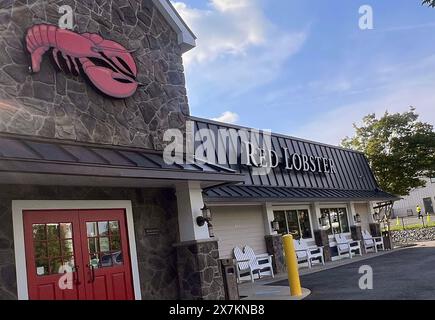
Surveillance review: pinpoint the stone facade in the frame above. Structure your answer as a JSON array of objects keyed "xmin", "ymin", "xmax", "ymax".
[
  {"xmin": 314, "ymin": 229, "xmax": 331, "ymax": 262},
  {"xmin": 0, "ymin": 0, "xmax": 189, "ymax": 150},
  {"xmin": 175, "ymin": 239, "xmax": 225, "ymax": 300},
  {"xmin": 350, "ymin": 225, "xmax": 365, "ymax": 254},
  {"xmin": 369, "ymin": 223, "xmax": 382, "ymax": 237},
  {"xmin": 0, "ymin": 185, "xmax": 180, "ymax": 300},
  {"xmin": 264, "ymin": 235, "xmax": 286, "ymax": 274},
  {"xmin": 0, "ymin": 196, "xmax": 15, "ymax": 300},
  {"xmin": 391, "ymin": 227, "xmax": 435, "ymax": 244}
]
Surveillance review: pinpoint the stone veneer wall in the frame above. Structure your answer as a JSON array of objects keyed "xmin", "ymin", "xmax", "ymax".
[
  {"xmin": 264, "ymin": 235, "xmax": 286, "ymax": 274},
  {"xmin": 0, "ymin": 185, "xmax": 180, "ymax": 300},
  {"xmin": 175, "ymin": 240, "xmax": 225, "ymax": 300},
  {"xmin": 391, "ymin": 227, "xmax": 435, "ymax": 244},
  {"xmin": 0, "ymin": 0, "xmax": 188, "ymax": 150},
  {"xmin": 350, "ymin": 225, "xmax": 365, "ymax": 254}
]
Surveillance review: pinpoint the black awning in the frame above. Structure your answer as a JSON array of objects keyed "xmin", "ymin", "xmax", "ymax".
[
  {"xmin": 204, "ymin": 185, "xmax": 399, "ymax": 202},
  {"xmin": 0, "ymin": 134, "xmax": 245, "ymax": 187}
]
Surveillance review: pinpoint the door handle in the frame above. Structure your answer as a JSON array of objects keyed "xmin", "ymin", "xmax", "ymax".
[
  {"xmin": 74, "ymin": 265, "xmax": 81, "ymax": 285},
  {"xmin": 87, "ymin": 264, "xmax": 95, "ymax": 283}
]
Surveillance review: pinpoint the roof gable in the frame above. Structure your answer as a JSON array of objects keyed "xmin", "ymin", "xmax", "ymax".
[{"xmin": 153, "ymin": 0, "xmax": 196, "ymax": 52}]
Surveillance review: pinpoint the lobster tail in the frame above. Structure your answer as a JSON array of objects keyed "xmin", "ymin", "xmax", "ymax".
[{"xmin": 25, "ymin": 24, "xmax": 58, "ymax": 72}]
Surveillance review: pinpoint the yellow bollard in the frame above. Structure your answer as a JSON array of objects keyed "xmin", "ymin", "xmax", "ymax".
[
  {"xmin": 427, "ymin": 214, "xmax": 431, "ymax": 224},
  {"xmin": 396, "ymin": 217, "xmax": 399, "ymax": 226},
  {"xmin": 282, "ymin": 234, "xmax": 302, "ymax": 296}
]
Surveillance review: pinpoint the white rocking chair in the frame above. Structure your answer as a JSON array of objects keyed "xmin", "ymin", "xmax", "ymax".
[
  {"xmin": 362, "ymin": 230, "xmax": 384, "ymax": 252},
  {"xmin": 294, "ymin": 238, "xmax": 325, "ymax": 268},
  {"xmin": 233, "ymin": 246, "xmax": 274, "ymax": 283},
  {"xmin": 334, "ymin": 234, "xmax": 362, "ymax": 259}
]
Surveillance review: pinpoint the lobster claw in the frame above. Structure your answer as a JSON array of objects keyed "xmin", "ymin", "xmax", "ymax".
[{"xmin": 82, "ymin": 62, "xmax": 138, "ymax": 98}]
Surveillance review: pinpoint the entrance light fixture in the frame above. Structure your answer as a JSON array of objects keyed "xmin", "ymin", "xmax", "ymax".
[
  {"xmin": 319, "ymin": 214, "xmax": 330, "ymax": 229},
  {"xmin": 354, "ymin": 213, "xmax": 361, "ymax": 224},
  {"xmin": 197, "ymin": 205, "xmax": 214, "ymax": 237},
  {"xmin": 373, "ymin": 211, "xmax": 380, "ymax": 221},
  {"xmin": 271, "ymin": 220, "xmax": 280, "ymax": 232}
]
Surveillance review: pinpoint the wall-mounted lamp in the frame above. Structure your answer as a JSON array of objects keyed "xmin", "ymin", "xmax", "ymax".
[
  {"xmin": 373, "ymin": 211, "xmax": 380, "ymax": 221},
  {"xmin": 354, "ymin": 213, "xmax": 361, "ymax": 224},
  {"xmin": 197, "ymin": 205, "xmax": 214, "ymax": 237},
  {"xmin": 271, "ymin": 220, "xmax": 280, "ymax": 232},
  {"xmin": 197, "ymin": 205, "xmax": 211, "ymax": 226},
  {"xmin": 331, "ymin": 221, "xmax": 340, "ymax": 229},
  {"xmin": 319, "ymin": 213, "xmax": 330, "ymax": 229}
]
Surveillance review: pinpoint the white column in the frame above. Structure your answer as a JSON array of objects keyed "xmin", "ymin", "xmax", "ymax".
[
  {"xmin": 348, "ymin": 202, "xmax": 357, "ymax": 226},
  {"xmin": 262, "ymin": 202, "xmax": 276, "ymax": 235},
  {"xmin": 368, "ymin": 201, "xmax": 376, "ymax": 223},
  {"xmin": 175, "ymin": 181, "xmax": 210, "ymax": 242},
  {"xmin": 357, "ymin": 202, "xmax": 371, "ymax": 231},
  {"xmin": 310, "ymin": 202, "xmax": 321, "ymax": 230}
]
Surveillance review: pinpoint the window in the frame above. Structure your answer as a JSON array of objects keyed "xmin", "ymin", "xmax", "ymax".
[
  {"xmin": 86, "ymin": 220, "xmax": 123, "ymax": 269},
  {"xmin": 423, "ymin": 198, "xmax": 434, "ymax": 214},
  {"xmin": 32, "ymin": 223, "xmax": 75, "ymax": 276},
  {"xmin": 273, "ymin": 209, "xmax": 312, "ymax": 239},
  {"xmin": 320, "ymin": 208, "xmax": 350, "ymax": 235}
]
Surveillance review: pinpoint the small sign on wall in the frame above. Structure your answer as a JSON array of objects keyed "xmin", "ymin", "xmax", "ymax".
[{"xmin": 144, "ymin": 228, "xmax": 160, "ymax": 236}]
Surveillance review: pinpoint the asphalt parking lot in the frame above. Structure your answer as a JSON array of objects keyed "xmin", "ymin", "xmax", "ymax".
[{"xmin": 272, "ymin": 243, "xmax": 435, "ymax": 300}]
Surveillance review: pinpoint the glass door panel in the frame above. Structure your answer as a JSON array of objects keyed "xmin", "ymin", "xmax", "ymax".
[
  {"xmin": 286, "ymin": 210, "xmax": 301, "ymax": 239},
  {"xmin": 298, "ymin": 210, "xmax": 312, "ymax": 238}
]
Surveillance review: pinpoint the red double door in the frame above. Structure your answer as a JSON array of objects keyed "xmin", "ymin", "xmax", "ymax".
[{"xmin": 23, "ymin": 209, "xmax": 134, "ymax": 300}]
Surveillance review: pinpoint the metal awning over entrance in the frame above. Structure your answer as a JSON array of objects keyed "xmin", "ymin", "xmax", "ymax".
[
  {"xmin": 204, "ymin": 185, "xmax": 399, "ymax": 203},
  {"xmin": 0, "ymin": 134, "xmax": 245, "ymax": 188}
]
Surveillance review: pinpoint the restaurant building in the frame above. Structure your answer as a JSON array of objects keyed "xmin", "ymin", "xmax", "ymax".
[
  {"xmin": 191, "ymin": 117, "xmax": 398, "ymax": 273},
  {"xmin": 0, "ymin": 0, "xmax": 397, "ymax": 300}
]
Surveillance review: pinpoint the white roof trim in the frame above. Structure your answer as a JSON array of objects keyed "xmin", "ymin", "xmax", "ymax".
[{"xmin": 152, "ymin": 0, "xmax": 197, "ymax": 53}]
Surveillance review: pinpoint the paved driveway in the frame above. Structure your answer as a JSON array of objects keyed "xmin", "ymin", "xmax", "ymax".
[{"xmin": 272, "ymin": 244, "xmax": 435, "ymax": 300}]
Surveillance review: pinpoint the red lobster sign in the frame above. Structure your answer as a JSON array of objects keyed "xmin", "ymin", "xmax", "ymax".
[{"xmin": 26, "ymin": 24, "xmax": 138, "ymax": 98}]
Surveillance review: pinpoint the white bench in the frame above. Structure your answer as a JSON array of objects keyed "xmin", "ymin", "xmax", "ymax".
[
  {"xmin": 334, "ymin": 234, "xmax": 362, "ymax": 258},
  {"xmin": 294, "ymin": 238, "xmax": 325, "ymax": 268},
  {"xmin": 362, "ymin": 230, "xmax": 384, "ymax": 252},
  {"xmin": 233, "ymin": 246, "xmax": 274, "ymax": 283}
]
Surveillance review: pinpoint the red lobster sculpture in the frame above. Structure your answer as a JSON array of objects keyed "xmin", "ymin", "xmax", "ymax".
[{"xmin": 26, "ymin": 24, "xmax": 138, "ymax": 98}]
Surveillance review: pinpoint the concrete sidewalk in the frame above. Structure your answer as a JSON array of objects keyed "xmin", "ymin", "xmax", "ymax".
[
  {"xmin": 239, "ymin": 246, "xmax": 411, "ymax": 300},
  {"xmin": 238, "ymin": 273, "xmax": 311, "ymax": 300}
]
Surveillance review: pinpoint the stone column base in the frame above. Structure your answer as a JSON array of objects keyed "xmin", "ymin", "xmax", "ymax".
[
  {"xmin": 369, "ymin": 223, "xmax": 382, "ymax": 237},
  {"xmin": 265, "ymin": 235, "xmax": 285, "ymax": 274},
  {"xmin": 351, "ymin": 225, "xmax": 366, "ymax": 254},
  {"xmin": 314, "ymin": 229, "xmax": 331, "ymax": 262},
  {"xmin": 174, "ymin": 239, "xmax": 225, "ymax": 300}
]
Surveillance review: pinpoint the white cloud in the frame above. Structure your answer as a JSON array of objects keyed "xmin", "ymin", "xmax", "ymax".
[
  {"xmin": 172, "ymin": 0, "xmax": 307, "ymax": 102},
  {"xmin": 380, "ymin": 22, "xmax": 435, "ymax": 33},
  {"xmin": 291, "ymin": 82, "xmax": 435, "ymax": 146},
  {"xmin": 212, "ymin": 111, "xmax": 239, "ymax": 124},
  {"xmin": 269, "ymin": 53, "xmax": 435, "ymax": 146},
  {"xmin": 173, "ymin": 0, "xmax": 269, "ymax": 66},
  {"xmin": 210, "ymin": 0, "xmax": 252, "ymax": 12}
]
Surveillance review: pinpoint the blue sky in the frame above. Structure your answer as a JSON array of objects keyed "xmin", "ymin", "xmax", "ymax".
[{"xmin": 173, "ymin": 0, "xmax": 435, "ymax": 145}]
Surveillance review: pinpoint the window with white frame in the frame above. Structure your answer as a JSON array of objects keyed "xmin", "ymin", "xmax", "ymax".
[
  {"xmin": 320, "ymin": 207, "xmax": 350, "ymax": 235},
  {"xmin": 273, "ymin": 209, "xmax": 312, "ymax": 239}
]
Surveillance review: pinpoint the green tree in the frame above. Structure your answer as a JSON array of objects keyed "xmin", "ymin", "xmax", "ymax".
[
  {"xmin": 422, "ymin": 0, "xmax": 435, "ymax": 7},
  {"xmin": 342, "ymin": 108, "xmax": 435, "ymax": 196}
]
